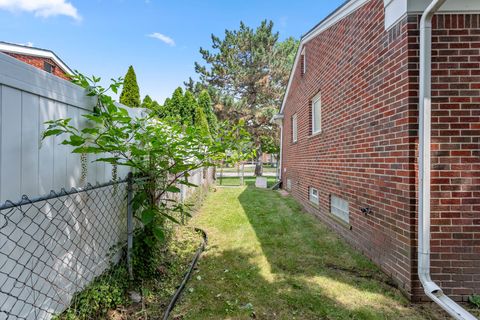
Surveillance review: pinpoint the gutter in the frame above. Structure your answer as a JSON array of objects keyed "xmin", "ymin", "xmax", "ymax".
[
  {"xmin": 271, "ymin": 114, "xmax": 284, "ymax": 180},
  {"xmin": 418, "ymin": 1, "xmax": 477, "ymax": 319}
]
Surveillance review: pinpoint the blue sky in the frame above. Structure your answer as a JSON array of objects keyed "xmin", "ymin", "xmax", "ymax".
[{"xmin": 0, "ymin": 0, "xmax": 343, "ymax": 103}]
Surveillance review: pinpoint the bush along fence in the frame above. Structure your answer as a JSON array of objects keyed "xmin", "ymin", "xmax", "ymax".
[{"xmin": 0, "ymin": 167, "xmax": 214, "ymax": 320}]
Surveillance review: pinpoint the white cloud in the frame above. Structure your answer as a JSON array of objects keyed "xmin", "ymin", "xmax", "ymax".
[
  {"xmin": 0, "ymin": 0, "xmax": 81, "ymax": 21},
  {"xmin": 148, "ymin": 32, "xmax": 175, "ymax": 46},
  {"xmin": 17, "ymin": 41, "xmax": 34, "ymax": 47}
]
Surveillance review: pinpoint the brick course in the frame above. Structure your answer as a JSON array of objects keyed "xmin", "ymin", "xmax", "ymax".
[
  {"xmin": 4, "ymin": 53, "xmax": 70, "ymax": 80},
  {"xmin": 281, "ymin": 0, "xmax": 479, "ymax": 301}
]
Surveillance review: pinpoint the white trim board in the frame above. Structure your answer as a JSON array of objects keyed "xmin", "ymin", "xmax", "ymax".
[{"xmin": 0, "ymin": 42, "xmax": 73, "ymax": 75}]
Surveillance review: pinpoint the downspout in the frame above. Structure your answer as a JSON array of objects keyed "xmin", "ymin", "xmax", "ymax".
[
  {"xmin": 418, "ymin": 1, "xmax": 477, "ymax": 319},
  {"xmin": 271, "ymin": 114, "xmax": 284, "ymax": 180}
]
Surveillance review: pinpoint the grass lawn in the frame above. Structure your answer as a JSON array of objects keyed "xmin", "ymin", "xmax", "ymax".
[
  {"xmin": 219, "ymin": 165, "xmax": 277, "ymax": 174},
  {"xmin": 217, "ymin": 176, "xmax": 277, "ymax": 187},
  {"xmin": 173, "ymin": 185, "xmax": 449, "ymax": 320}
]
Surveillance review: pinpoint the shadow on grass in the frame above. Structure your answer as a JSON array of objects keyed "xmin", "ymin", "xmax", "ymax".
[{"xmin": 175, "ymin": 185, "xmax": 444, "ymax": 320}]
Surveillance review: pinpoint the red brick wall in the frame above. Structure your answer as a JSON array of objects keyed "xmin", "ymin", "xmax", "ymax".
[
  {"xmin": 408, "ymin": 14, "xmax": 480, "ymax": 302},
  {"xmin": 4, "ymin": 53, "xmax": 70, "ymax": 80},
  {"xmin": 281, "ymin": 0, "xmax": 479, "ymax": 301}
]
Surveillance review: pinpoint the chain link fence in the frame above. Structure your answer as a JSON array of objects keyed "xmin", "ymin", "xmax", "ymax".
[
  {"xmin": 0, "ymin": 180, "xmax": 128, "ymax": 320},
  {"xmin": 0, "ymin": 167, "xmax": 214, "ymax": 320}
]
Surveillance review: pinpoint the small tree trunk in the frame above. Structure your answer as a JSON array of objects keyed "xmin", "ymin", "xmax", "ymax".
[{"xmin": 254, "ymin": 147, "xmax": 263, "ymax": 176}]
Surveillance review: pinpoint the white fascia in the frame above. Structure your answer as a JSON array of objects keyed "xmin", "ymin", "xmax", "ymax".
[{"xmin": 0, "ymin": 42, "xmax": 73, "ymax": 75}]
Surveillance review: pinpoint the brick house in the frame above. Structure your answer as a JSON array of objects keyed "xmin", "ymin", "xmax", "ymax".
[
  {"xmin": 0, "ymin": 41, "xmax": 72, "ymax": 80},
  {"xmin": 274, "ymin": 0, "xmax": 480, "ymax": 309}
]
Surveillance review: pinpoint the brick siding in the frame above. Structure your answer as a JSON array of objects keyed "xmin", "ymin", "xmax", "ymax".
[
  {"xmin": 281, "ymin": 0, "xmax": 479, "ymax": 301},
  {"xmin": 4, "ymin": 53, "xmax": 70, "ymax": 80}
]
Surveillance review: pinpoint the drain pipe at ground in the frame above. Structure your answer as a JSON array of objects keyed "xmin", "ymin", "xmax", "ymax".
[{"xmin": 418, "ymin": 1, "xmax": 477, "ymax": 319}]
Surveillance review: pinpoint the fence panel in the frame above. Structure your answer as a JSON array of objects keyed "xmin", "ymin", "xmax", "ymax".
[
  {"xmin": 0, "ymin": 181, "xmax": 128, "ymax": 320},
  {"xmin": 0, "ymin": 53, "xmax": 143, "ymax": 203}
]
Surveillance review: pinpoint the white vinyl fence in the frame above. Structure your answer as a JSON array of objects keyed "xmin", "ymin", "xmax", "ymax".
[
  {"xmin": 0, "ymin": 52, "xmax": 136, "ymax": 203},
  {"xmin": 0, "ymin": 53, "xmax": 213, "ymax": 319}
]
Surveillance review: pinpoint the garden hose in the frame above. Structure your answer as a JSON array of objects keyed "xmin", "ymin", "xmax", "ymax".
[{"xmin": 162, "ymin": 227, "xmax": 208, "ymax": 320}]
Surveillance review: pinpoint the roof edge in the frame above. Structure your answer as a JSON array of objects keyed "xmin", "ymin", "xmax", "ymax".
[
  {"xmin": 279, "ymin": 0, "xmax": 369, "ymax": 115},
  {"xmin": 0, "ymin": 41, "xmax": 73, "ymax": 75}
]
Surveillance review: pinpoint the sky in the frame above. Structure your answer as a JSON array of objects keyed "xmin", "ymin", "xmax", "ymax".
[{"xmin": 0, "ymin": 0, "xmax": 344, "ymax": 103}]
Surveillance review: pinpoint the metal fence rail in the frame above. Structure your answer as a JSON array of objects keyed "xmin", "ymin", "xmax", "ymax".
[{"xmin": 0, "ymin": 180, "xmax": 128, "ymax": 320}]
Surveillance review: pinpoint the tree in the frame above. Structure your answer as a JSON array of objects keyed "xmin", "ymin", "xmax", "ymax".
[
  {"xmin": 194, "ymin": 20, "xmax": 298, "ymax": 175},
  {"xmin": 197, "ymin": 90, "xmax": 217, "ymax": 132},
  {"xmin": 141, "ymin": 95, "xmax": 153, "ymax": 109},
  {"xmin": 43, "ymin": 72, "xmax": 252, "ymax": 278},
  {"xmin": 194, "ymin": 107, "xmax": 211, "ymax": 138},
  {"xmin": 120, "ymin": 66, "xmax": 141, "ymax": 108}
]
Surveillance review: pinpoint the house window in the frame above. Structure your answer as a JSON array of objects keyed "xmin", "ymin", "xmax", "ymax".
[
  {"xmin": 311, "ymin": 93, "xmax": 321, "ymax": 134},
  {"xmin": 292, "ymin": 114, "xmax": 298, "ymax": 143},
  {"xmin": 43, "ymin": 61, "xmax": 55, "ymax": 73},
  {"xmin": 309, "ymin": 187, "xmax": 319, "ymax": 205},
  {"xmin": 331, "ymin": 195, "xmax": 349, "ymax": 223},
  {"xmin": 300, "ymin": 47, "xmax": 306, "ymax": 76}
]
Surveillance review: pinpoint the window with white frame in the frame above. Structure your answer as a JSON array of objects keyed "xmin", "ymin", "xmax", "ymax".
[
  {"xmin": 311, "ymin": 93, "xmax": 321, "ymax": 134},
  {"xmin": 292, "ymin": 114, "xmax": 298, "ymax": 143},
  {"xmin": 309, "ymin": 187, "xmax": 319, "ymax": 205},
  {"xmin": 330, "ymin": 195, "xmax": 349, "ymax": 224}
]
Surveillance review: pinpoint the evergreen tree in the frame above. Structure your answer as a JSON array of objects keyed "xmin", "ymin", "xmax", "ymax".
[
  {"xmin": 194, "ymin": 21, "xmax": 298, "ymax": 175},
  {"xmin": 120, "ymin": 66, "xmax": 141, "ymax": 108},
  {"xmin": 182, "ymin": 90, "xmax": 198, "ymax": 125},
  {"xmin": 141, "ymin": 95, "xmax": 153, "ymax": 109},
  {"xmin": 197, "ymin": 90, "xmax": 217, "ymax": 132},
  {"xmin": 194, "ymin": 107, "xmax": 211, "ymax": 138}
]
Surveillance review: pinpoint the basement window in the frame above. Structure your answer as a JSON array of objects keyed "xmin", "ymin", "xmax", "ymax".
[
  {"xmin": 292, "ymin": 114, "xmax": 298, "ymax": 143},
  {"xmin": 330, "ymin": 195, "xmax": 349, "ymax": 224},
  {"xmin": 309, "ymin": 187, "xmax": 319, "ymax": 205}
]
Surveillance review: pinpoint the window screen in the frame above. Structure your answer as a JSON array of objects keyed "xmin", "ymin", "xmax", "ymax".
[
  {"xmin": 292, "ymin": 114, "xmax": 298, "ymax": 143},
  {"xmin": 312, "ymin": 94, "xmax": 321, "ymax": 134},
  {"xmin": 331, "ymin": 195, "xmax": 349, "ymax": 223}
]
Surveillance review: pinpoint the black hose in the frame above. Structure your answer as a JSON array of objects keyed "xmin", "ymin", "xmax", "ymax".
[{"xmin": 162, "ymin": 227, "xmax": 208, "ymax": 320}]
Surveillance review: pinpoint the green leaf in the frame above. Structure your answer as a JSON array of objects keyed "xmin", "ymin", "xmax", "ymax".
[
  {"xmin": 141, "ymin": 209, "xmax": 156, "ymax": 225},
  {"xmin": 163, "ymin": 213, "xmax": 180, "ymax": 225},
  {"xmin": 166, "ymin": 186, "xmax": 181, "ymax": 193},
  {"xmin": 42, "ymin": 129, "xmax": 64, "ymax": 138},
  {"xmin": 152, "ymin": 226, "xmax": 165, "ymax": 241}
]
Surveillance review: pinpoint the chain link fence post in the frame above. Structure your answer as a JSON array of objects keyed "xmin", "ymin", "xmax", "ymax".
[{"xmin": 126, "ymin": 172, "xmax": 134, "ymax": 281}]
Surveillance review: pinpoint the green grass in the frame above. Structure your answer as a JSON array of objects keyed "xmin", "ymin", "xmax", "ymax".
[
  {"xmin": 217, "ymin": 176, "xmax": 277, "ymax": 187},
  {"xmin": 219, "ymin": 165, "xmax": 277, "ymax": 174},
  {"xmin": 174, "ymin": 185, "xmax": 445, "ymax": 320}
]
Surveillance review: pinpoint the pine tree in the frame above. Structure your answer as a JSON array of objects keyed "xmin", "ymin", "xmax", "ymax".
[
  {"xmin": 194, "ymin": 107, "xmax": 211, "ymax": 138},
  {"xmin": 120, "ymin": 66, "xmax": 141, "ymax": 108},
  {"xmin": 141, "ymin": 95, "xmax": 153, "ymax": 109},
  {"xmin": 182, "ymin": 90, "xmax": 198, "ymax": 126},
  {"xmin": 197, "ymin": 90, "xmax": 217, "ymax": 132}
]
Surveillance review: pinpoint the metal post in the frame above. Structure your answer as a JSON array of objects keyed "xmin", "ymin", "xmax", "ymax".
[{"xmin": 126, "ymin": 172, "xmax": 134, "ymax": 281}]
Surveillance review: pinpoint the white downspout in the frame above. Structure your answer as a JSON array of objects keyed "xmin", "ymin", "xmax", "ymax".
[
  {"xmin": 271, "ymin": 114, "xmax": 284, "ymax": 180},
  {"xmin": 418, "ymin": 1, "xmax": 477, "ymax": 319}
]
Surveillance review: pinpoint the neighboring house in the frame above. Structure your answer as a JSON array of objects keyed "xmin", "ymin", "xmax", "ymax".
[
  {"xmin": 275, "ymin": 0, "xmax": 480, "ymax": 306},
  {"xmin": 0, "ymin": 41, "xmax": 72, "ymax": 80}
]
